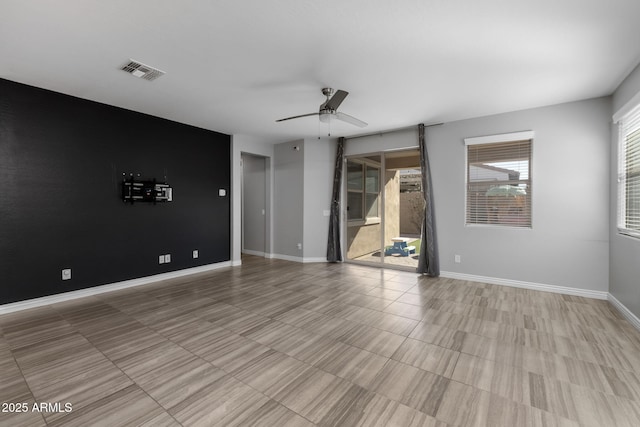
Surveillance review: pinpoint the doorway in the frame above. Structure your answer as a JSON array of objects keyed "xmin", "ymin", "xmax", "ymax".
[
  {"xmin": 345, "ymin": 149, "xmax": 423, "ymax": 270},
  {"xmin": 241, "ymin": 153, "xmax": 268, "ymax": 257}
]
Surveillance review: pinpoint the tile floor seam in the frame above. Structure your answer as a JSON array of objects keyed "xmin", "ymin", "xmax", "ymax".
[
  {"xmin": 4, "ymin": 256, "xmax": 640, "ymax": 426},
  {"xmin": 407, "ymin": 310, "xmax": 640, "ymax": 373},
  {"xmin": 112, "ymin": 299, "xmax": 319, "ymax": 426},
  {"xmin": 50, "ymin": 311, "xmax": 186, "ymax": 426},
  {"xmin": 189, "ymin": 308, "xmax": 450, "ymax": 423},
  {"xmin": 450, "ymin": 335, "xmax": 640, "ymax": 406},
  {"xmin": 2, "ymin": 335, "xmax": 48, "ymax": 426}
]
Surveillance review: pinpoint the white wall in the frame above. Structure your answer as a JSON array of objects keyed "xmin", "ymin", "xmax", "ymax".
[
  {"xmin": 345, "ymin": 127, "xmax": 418, "ymax": 156},
  {"xmin": 231, "ymin": 135, "xmax": 274, "ymax": 264},
  {"xmin": 233, "ymin": 135, "xmax": 336, "ymax": 263},
  {"xmin": 611, "ymin": 62, "xmax": 640, "ymax": 319},
  {"xmin": 303, "ymin": 137, "xmax": 337, "ymax": 261},
  {"xmin": 273, "ymin": 139, "xmax": 305, "ymax": 259},
  {"xmin": 237, "ymin": 98, "xmax": 612, "ymax": 296},
  {"xmin": 346, "ymin": 99, "xmax": 611, "ymax": 294},
  {"xmin": 431, "ymin": 98, "xmax": 610, "ymax": 293}
]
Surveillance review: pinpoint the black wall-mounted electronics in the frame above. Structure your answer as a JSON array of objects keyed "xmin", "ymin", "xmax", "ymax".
[{"xmin": 122, "ymin": 174, "xmax": 173, "ymax": 203}]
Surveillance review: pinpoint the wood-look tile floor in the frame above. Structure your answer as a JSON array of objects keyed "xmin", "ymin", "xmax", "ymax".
[{"xmin": 2, "ymin": 256, "xmax": 640, "ymax": 426}]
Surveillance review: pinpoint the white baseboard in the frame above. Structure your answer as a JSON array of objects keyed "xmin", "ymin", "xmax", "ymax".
[
  {"xmin": 269, "ymin": 253, "xmax": 327, "ymax": 263},
  {"xmin": 440, "ymin": 271, "xmax": 608, "ymax": 300},
  {"xmin": 608, "ymin": 293, "xmax": 640, "ymax": 331},
  {"xmin": 242, "ymin": 249, "xmax": 266, "ymax": 257},
  {"xmin": 303, "ymin": 257, "xmax": 328, "ymax": 263},
  {"xmin": 0, "ymin": 261, "xmax": 234, "ymax": 315},
  {"xmin": 270, "ymin": 253, "xmax": 303, "ymax": 262}
]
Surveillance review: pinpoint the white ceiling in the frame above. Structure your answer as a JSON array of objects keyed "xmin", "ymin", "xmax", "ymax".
[{"xmin": 2, "ymin": 0, "xmax": 640, "ymax": 143}]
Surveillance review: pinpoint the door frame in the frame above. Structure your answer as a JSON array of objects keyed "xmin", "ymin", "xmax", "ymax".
[
  {"xmin": 343, "ymin": 149, "xmax": 420, "ymax": 272},
  {"xmin": 240, "ymin": 152, "xmax": 269, "ymax": 257}
]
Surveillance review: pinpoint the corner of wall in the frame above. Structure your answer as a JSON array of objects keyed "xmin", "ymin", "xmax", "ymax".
[
  {"xmin": 609, "ymin": 60, "xmax": 640, "ymax": 326},
  {"xmin": 273, "ymin": 139, "xmax": 305, "ymax": 258},
  {"xmin": 232, "ymin": 134, "xmax": 276, "ymax": 264}
]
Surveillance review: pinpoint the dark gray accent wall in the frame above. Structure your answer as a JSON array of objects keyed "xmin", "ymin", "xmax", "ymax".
[{"xmin": 0, "ymin": 78, "xmax": 230, "ymax": 304}]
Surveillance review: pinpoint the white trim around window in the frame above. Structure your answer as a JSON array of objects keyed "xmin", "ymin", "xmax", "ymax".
[
  {"xmin": 614, "ymin": 95, "xmax": 640, "ymax": 239},
  {"xmin": 464, "ymin": 130, "xmax": 534, "ymax": 228},
  {"xmin": 464, "ymin": 131, "xmax": 535, "ymax": 146}
]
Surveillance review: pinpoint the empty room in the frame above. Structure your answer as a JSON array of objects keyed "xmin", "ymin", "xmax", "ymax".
[{"xmin": 3, "ymin": 1, "xmax": 640, "ymax": 426}]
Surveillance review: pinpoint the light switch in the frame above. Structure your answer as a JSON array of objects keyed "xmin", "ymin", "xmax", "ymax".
[{"xmin": 218, "ymin": 189, "xmax": 226, "ymax": 196}]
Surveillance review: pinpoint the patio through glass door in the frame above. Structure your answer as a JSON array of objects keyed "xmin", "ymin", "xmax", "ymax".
[{"xmin": 345, "ymin": 150, "xmax": 423, "ymax": 270}]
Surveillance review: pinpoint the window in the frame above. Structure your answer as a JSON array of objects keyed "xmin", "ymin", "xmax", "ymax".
[
  {"xmin": 347, "ymin": 159, "xmax": 380, "ymax": 222},
  {"xmin": 465, "ymin": 132, "xmax": 533, "ymax": 227},
  {"xmin": 616, "ymin": 102, "xmax": 640, "ymax": 238}
]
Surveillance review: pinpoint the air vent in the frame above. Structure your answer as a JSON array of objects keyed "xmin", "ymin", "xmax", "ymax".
[{"xmin": 121, "ymin": 60, "xmax": 165, "ymax": 81}]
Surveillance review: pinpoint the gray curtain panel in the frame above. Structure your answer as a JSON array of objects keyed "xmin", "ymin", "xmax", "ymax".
[
  {"xmin": 417, "ymin": 124, "xmax": 440, "ymax": 276},
  {"xmin": 327, "ymin": 137, "xmax": 345, "ymax": 262}
]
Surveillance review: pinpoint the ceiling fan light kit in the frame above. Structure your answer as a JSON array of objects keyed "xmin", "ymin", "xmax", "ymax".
[
  {"xmin": 276, "ymin": 88, "xmax": 367, "ymax": 130},
  {"xmin": 319, "ymin": 113, "xmax": 332, "ymax": 123}
]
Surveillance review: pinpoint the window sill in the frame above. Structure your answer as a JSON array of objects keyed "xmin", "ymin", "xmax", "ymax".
[
  {"xmin": 618, "ymin": 228, "xmax": 640, "ymax": 240},
  {"xmin": 464, "ymin": 223, "xmax": 532, "ymax": 230}
]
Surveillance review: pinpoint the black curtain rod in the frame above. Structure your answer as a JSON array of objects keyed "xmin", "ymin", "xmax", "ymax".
[{"xmin": 345, "ymin": 122, "xmax": 444, "ymax": 141}]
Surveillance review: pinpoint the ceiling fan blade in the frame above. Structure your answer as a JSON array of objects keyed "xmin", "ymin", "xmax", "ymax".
[
  {"xmin": 334, "ymin": 111, "xmax": 367, "ymax": 127},
  {"xmin": 275, "ymin": 112, "xmax": 319, "ymax": 122},
  {"xmin": 324, "ymin": 90, "xmax": 349, "ymax": 110}
]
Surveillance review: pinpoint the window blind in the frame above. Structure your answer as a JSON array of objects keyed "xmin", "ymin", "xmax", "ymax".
[
  {"xmin": 346, "ymin": 160, "xmax": 380, "ymax": 221},
  {"xmin": 466, "ymin": 139, "xmax": 532, "ymax": 227},
  {"xmin": 617, "ymin": 104, "xmax": 640, "ymax": 237}
]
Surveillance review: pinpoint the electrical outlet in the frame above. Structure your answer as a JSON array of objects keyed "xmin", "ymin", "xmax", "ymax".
[
  {"xmin": 61, "ymin": 268, "xmax": 71, "ymax": 280},
  {"xmin": 159, "ymin": 255, "xmax": 166, "ymax": 264},
  {"xmin": 454, "ymin": 254, "xmax": 461, "ymax": 263},
  {"xmin": 165, "ymin": 254, "xmax": 171, "ymax": 263},
  {"xmin": 297, "ymin": 243, "xmax": 302, "ymax": 250},
  {"xmin": 193, "ymin": 250, "xmax": 199, "ymax": 259}
]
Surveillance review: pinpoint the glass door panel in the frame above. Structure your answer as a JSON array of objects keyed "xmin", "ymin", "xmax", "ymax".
[
  {"xmin": 346, "ymin": 155, "xmax": 383, "ymax": 264},
  {"xmin": 382, "ymin": 150, "xmax": 422, "ymax": 270},
  {"xmin": 345, "ymin": 150, "xmax": 424, "ymax": 271}
]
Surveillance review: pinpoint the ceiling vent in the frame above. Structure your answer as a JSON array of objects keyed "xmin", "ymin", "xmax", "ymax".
[{"xmin": 121, "ymin": 60, "xmax": 165, "ymax": 81}]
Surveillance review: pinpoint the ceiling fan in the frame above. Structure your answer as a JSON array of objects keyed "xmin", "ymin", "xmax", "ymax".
[{"xmin": 276, "ymin": 88, "xmax": 367, "ymax": 128}]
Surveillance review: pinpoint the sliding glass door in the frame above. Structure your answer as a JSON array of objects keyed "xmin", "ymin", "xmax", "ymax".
[
  {"xmin": 346, "ymin": 154, "xmax": 383, "ymax": 265},
  {"xmin": 345, "ymin": 150, "xmax": 423, "ymax": 270}
]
